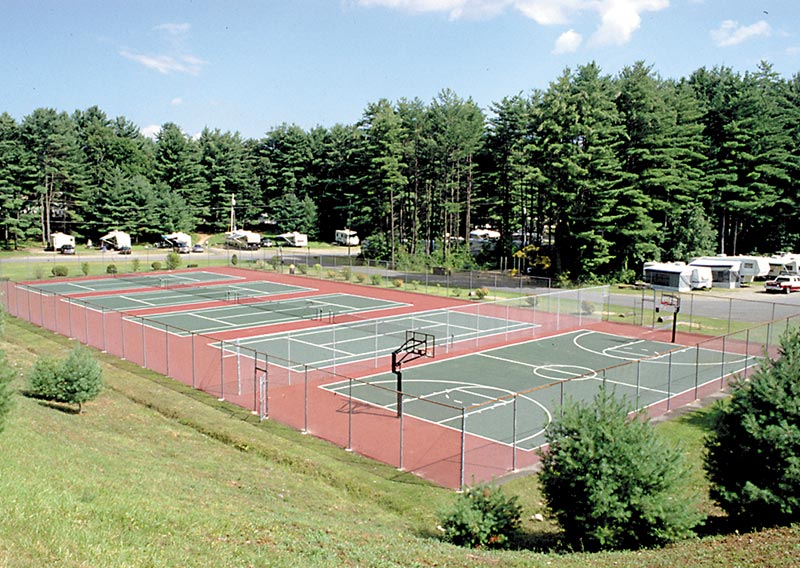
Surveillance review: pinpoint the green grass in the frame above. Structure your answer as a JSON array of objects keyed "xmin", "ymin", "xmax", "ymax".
[{"xmin": 1, "ymin": 316, "xmax": 798, "ymax": 567}]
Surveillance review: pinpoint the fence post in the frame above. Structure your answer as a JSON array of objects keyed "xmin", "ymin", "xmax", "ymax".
[
  {"xmin": 347, "ymin": 378, "xmax": 353, "ymax": 451},
  {"xmin": 303, "ymin": 365, "xmax": 309, "ymax": 433},
  {"xmin": 694, "ymin": 345, "xmax": 701, "ymax": 400},
  {"xmin": 141, "ymin": 317, "xmax": 147, "ymax": 368},
  {"xmin": 512, "ymin": 395, "xmax": 518, "ymax": 472},
  {"xmin": 460, "ymin": 408, "xmax": 466, "ymax": 490},
  {"xmin": 191, "ymin": 333, "xmax": 196, "ymax": 388},
  {"xmin": 399, "ymin": 393, "xmax": 404, "ymax": 472},
  {"xmin": 219, "ymin": 340, "xmax": 225, "ymax": 400},
  {"xmin": 667, "ymin": 351, "xmax": 673, "ymax": 411},
  {"xmin": 719, "ymin": 336, "xmax": 727, "ymax": 388}
]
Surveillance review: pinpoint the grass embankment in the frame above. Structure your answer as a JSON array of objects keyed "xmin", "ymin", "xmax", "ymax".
[{"xmin": 1, "ymin": 316, "xmax": 798, "ymax": 567}]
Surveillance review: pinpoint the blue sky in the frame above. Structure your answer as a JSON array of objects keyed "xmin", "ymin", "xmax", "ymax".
[{"xmin": 3, "ymin": 0, "xmax": 797, "ymax": 140}]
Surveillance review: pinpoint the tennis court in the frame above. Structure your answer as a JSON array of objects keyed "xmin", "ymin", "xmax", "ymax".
[
  {"xmin": 222, "ymin": 307, "xmax": 537, "ymax": 369},
  {"xmin": 135, "ymin": 292, "xmax": 409, "ymax": 335},
  {"xmin": 73, "ymin": 280, "xmax": 313, "ymax": 311},
  {"xmin": 321, "ymin": 329, "xmax": 760, "ymax": 450},
  {"xmin": 23, "ymin": 270, "xmax": 239, "ymax": 295}
]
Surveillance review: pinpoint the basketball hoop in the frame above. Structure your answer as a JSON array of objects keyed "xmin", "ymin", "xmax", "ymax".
[{"xmin": 392, "ymin": 331, "xmax": 435, "ymax": 417}]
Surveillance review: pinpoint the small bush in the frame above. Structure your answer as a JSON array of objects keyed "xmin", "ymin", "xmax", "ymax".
[
  {"xmin": 581, "ymin": 300, "xmax": 595, "ymax": 315},
  {"xmin": 151, "ymin": 261, "xmax": 162, "ymax": 271},
  {"xmin": 408, "ymin": 280, "xmax": 419, "ymax": 290},
  {"xmin": 355, "ymin": 273, "xmax": 367, "ymax": 284},
  {"xmin": 51, "ymin": 265, "xmax": 68, "ymax": 277},
  {"xmin": 230, "ymin": 254, "xmax": 238, "ymax": 267},
  {"xmin": 254, "ymin": 259, "xmax": 265, "ymax": 270},
  {"xmin": 297, "ymin": 264, "xmax": 308, "ymax": 275},
  {"xmin": 392, "ymin": 278, "xmax": 403, "ymax": 288},
  {"xmin": 370, "ymin": 274, "xmax": 382, "ymax": 286},
  {"xmin": 106, "ymin": 264, "xmax": 117, "ymax": 274},
  {"xmin": 28, "ymin": 347, "xmax": 103, "ymax": 413},
  {"xmin": 34, "ymin": 267, "xmax": 44, "ymax": 280},
  {"xmin": 186, "ymin": 263, "xmax": 198, "ymax": 268},
  {"xmin": 131, "ymin": 258, "xmax": 141, "ymax": 272},
  {"xmin": 0, "ymin": 350, "xmax": 15, "ymax": 434},
  {"xmin": 524, "ymin": 295, "xmax": 539, "ymax": 308},
  {"xmin": 439, "ymin": 482, "xmax": 522, "ymax": 548},
  {"xmin": 166, "ymin": 252, "xmax": 182, "ymax": 270},
  {"xmin": 705, "ymin": 326, "xmax": 800, "ymax": 529},
  {"xmin": 340, "ymin": 267, "xmax": 352, "ymax": 281},
  {"xmin": 313, "ymin": 263, "xmax": 322, "ymax": 275},
  {"xmin": 81, "ymin": 262, "xmax": 90, "ymax": 276},
  {"xmin": 474, "ymin": 287, "xmax": 490, "ymax": 300},
  {"xmin": 326, "ymin": 270, "xmax": 336, "ymax": 279}
]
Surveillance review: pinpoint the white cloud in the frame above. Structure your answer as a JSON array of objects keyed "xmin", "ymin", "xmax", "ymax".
[
  {"xmin": 711, "ymin": 20, "xmax": 771, "ymax": 48},
  {"xmin": 140, "ymin": 124, "xmax": 161, "ymax": 139},
  {"xmin": 171, "ymin": 97, "xmax": 183, "ymax": 106},
  {"xmin": 356, "ymin": 0, "xmax": 669, "ymax": 45},
  {"xmin": 120, "ymin": 50, "xmax": 207, "ymax": 75},
  {"xmin": 553, "ymin": 29, "xmax": 582, "ymax": 53},
  {"xmin": 121, "ymin": 22, "xmax": 207, "ymax": 75}
]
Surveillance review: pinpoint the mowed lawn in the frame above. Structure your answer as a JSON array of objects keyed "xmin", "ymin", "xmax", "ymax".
[{"xmin": 0, "ymin": 316, "xmax": 797, "ymax": 568}]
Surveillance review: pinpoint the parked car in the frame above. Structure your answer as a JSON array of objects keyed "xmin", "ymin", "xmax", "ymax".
[
  {"xmin": 260, "ymin": 238, "xmax": 274, "ymax": 248},
  {"xmin": 175, "ymin": 244, "xmax": 190, "ymax": 254},
  {"xmin": 192, "ymin": 244, "xmax": 204, "ymax": 253},
  {"xmin": 118, "ymin": 246, "xmax": 132, "ymax": 255},
  {"xmin": 765, "ymin": 274, "xmax": 800, "ymax": 294},
  {"xmin": 59, "ymin": 244, "xmax": 75, "ymax": 255}
]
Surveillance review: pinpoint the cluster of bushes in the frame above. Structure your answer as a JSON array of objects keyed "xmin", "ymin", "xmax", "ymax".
[
  {"xmin": 440, "ymin": 327, "xmax": 800, "ymax": 550},
  {"xmin": 27, "ymin": 347, "xmax": 103, "ymax": 414}
]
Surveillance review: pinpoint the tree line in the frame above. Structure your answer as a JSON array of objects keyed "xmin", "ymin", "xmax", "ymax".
[{"xmin": 1, "ymin": 60, "xmax": 798, "ymax": 280}]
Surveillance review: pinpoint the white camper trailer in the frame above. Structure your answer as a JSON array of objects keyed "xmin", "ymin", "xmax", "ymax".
[
  {"xmin": 48, "ymin": 232, "xmax": 75, "ymax": 252},
  {"xmin": 225, "ymin": 229, "xmax": 261, "ymax": 250},
  {"xmin": 767, "ymin": 253, "xmax": 800, "ymax": 278},
  {"xmin": 643, "ymin": 262, "xmax": 713, "ymax": 292},
  {"xmin": 162, "ymin": 232, "xmax": 192, "ymax": 249},
  {"xmin": 280, "ymin": 231, "xmax": 308, "ymax": 247},
  {"xmin": 693, "ymin": 255, "xmax": 770, "ymax": 284},
  {"xmin": 99, "ymin": 230, "xmax": 131, "ymax": 250},
  {"xmin": 335, "ymin": 229, "xmax": 359, "ymax": 246},
  {"xmin": 469, "ymin": 228, "xmax": 501, "ymax": 253},
  {"xmin": 688, "ymin": 257, "xmax": 743, "ymax": 289}
]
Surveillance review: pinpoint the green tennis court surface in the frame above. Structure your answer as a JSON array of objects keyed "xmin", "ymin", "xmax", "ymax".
[
  {"xmin": 223, "ymin": 308, "xmax": 536, "ymax": 369},
  {"xmin": 137, "ymin": 293, "xmax": 409, "ymax": 334},
  {"xmin": 74, "ymin": 280, "xmax": 313, "ymax": 311},
  {"xmin": 24, "ymin": 271, "xmax": 239, "ymax": 295},
  {"xmin": 321, "ymin": 329, "xmax": 760, "ymax": 450}
]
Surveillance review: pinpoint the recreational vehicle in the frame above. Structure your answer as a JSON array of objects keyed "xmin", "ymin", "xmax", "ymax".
[
  {"xmin": 693, "ymin": 255, "xmax": 770, "ymax": 284},
  {"xmin": 99, "ymin": 230, "xmax": 131, "ymax": 250},
  {"xmin": 643, "ymin": 262, "xmax": 712, "ymax": 292},
  {"xmin": 688, "ymin": 257, "xmax": 743, "ymax": 289},
  {"xmin": 280, "ymin": 231, "xmax": 308, "ymax": 247},
  {"xmin": 48, "ymin": 232, "xmax": 75, "ymax": 252},
  {"xmin": 335, "ymin": 229, "xmax": 359, "ymax": 246},
  {"xmin": 767, "ymin": 253, "xmax": 800, "ymax": 278},
  {"xmin": 225, "ymin": 229, "xmax": 261, "ymax": 250},
  {"xmin": 162, "ymin": 232, "xmax": 192, "ymax": 250}
]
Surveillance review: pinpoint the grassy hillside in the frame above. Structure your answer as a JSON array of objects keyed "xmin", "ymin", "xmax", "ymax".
[{"xmin": 0, "ymin": 316, "xmax": 797, "ymax": 567}]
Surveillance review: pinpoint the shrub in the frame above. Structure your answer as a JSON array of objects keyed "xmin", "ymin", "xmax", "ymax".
[
  {"xmin": 524, "ymin": 295, "xmax": 539, "ymax": 308},
  {"xmin": 151, "ymin": 261, "xmax": 162, "ymax": 271},
  {"xmin": 34, "ymin": 267, "xmax": 44, "ymax": 280},
  {"xmin": 106, "ymin": 264, "xmax": 117, "ymax": 274},
  {"xmin": 439, "ymin": 482, "xmax": 522, "ymax": 548},
  {"xmin": 28, "ymin": 347, "xmax": 103, "ymax": 413},
  {"xmin": 340, "ymin": 267, "xmax": 352, "ymax": 281},
  {"xmin": 51, "ymin": 265, "xmax": 68, "ymax": 277},
  {"xmin": 166, "ymin": 251, "xmax": 182, "ymax": 270},
  {"xmin": 326, "ymin": 270, "xmax": 336, "ymax": 279},
  {"xmin": 313, "ymin": 263, "xmax": 322, "ymax": 276},
  {"xmin": 81, "ymin": 262, "xmax": 90, "ymax": 276},
  {"xmin": 581, "ymin": 300, "xmax": 596, "ymax": 315},
  {"xmin": 297, "ymin": 264, "xmax": 308, "ymax": 275},
  {"xmin": 186, "ymin": 263, "xmax": 198, "ymax": 268},
  {"xmin": 230, "ymin": 254, "xmax": 238, "ymax": 267},
  {"xmin": 539, "ymin": 388, "xmax": 700, "ymax": 551},
  {"xmin": 131, "ymin": 258, "xmax": 141, "ymax": 272},
  {"xmin": 705, "ymin": 326, "xmax": 800, "ymax": 529},
  {"xmin": 392, "ymin": 278, "xmax": 403, "ymax": 288},
  {"xmin": 0, "ymin": 350, "xmax": 15, "ymax": 434},
  {"xmin": 355, "ymin": 273, "xmax": 367, "ymax": 284},
  {"xmin": 408, "ymin": 280, "xmax": 419, "ymax": 290},
  {"xmin": 254, "ymin": 259, "xmax": 265, "ymax": 270},
  {"xmin": 474, "ymin": 287, "xmax": 490, "ymax": 300},
  {"xmin": 370, "ymin": 274, "xmax": 382, "ymax": 286}
]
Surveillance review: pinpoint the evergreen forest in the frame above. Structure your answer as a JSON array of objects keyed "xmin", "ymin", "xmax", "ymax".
[{"xmin": 1, "ymin": 61, "xmax": 798, "ymax": 281}]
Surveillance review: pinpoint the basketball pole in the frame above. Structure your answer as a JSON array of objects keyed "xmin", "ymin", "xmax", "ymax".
[
  {"xmin": 671, "ymin": 305, "xmax": 680, "ymax": 343},
  {"xmin": 392, "ymin": 351, "xmax": 403, "ymax": 418}
]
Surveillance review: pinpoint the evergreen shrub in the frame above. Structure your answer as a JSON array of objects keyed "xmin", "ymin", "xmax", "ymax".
[
  {"xmin": 539, "ymin": 388, "xmax": 700, "ymax": 550},
  {"xmin": 705, "ymin": 327, "xmax": 800, "ymax": 529},
  {"xmin": 28, "ymin": 347, "xmax": 103, "ymax": 413},
  {"xmin": 51, "ymin": 265, "xmax": 68, "ymax": 277},
  {"xmin": 106, "ymin": 264, "xmax": 117, "ymax": 274}
]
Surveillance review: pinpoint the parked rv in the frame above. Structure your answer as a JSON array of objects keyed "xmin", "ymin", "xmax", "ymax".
[
  {"xmin": 643, "ymin": 262, "xmax": 712, "ymax": 292},
  {"xmin": 335, "ymin": 229, "xmax": 359, "ymax": 246},
  {"xmin": 280, "ymin": 231, "xmax": 308, "ymax": 247}
]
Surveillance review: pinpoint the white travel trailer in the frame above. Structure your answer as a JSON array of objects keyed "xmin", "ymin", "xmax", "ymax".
[
  {"xmin": 162, "ymin": 232, "xmax": 192, "ymax": 248},
  {"xmin": 335, "ymin": 229, "xmax": 359, "ymax": 246},
  {"xmin": 688, "ymin": 257, "xmax": 743, "ymax": 289},
  {"xmin": 767, "ymin": 253, "xmax": 800, "ymax": 278},
  {"xmin": 99, "ymin": 230, "xmax": 131, "ymax": 250},
  {"xmin": 280, "ymin": 231, "xmax": 308, "ymax": 247},
  {"xmin": 225, "ymin": 229, "xmax": 261, "ymax": 250},
  {"xmin": 48, "ymin": 232, "xmax": 75, "ymax": 251},
  {"xmin": 693, "ymin": 255, "xmax": 770, "ymax": 284},
  {"xmin": 469, "ymin": 228, "xmax": 501, "ymax": 254},
  {"xmin": 643, "ymin": 262, "xmax": 713, "ymax": 292}
]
